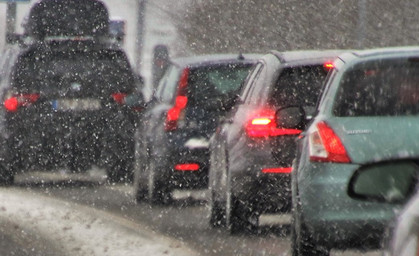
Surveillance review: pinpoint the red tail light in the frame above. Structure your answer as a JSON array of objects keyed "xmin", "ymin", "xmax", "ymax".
[
  {"xmin": 174, "ymin": 163, "xmax": 200, "ymax": 171},
  {"xmin": 245, "ymin": 108, "xmax": 302, "ymax": 138},
  {"xmin": 165, "ymin": 68, "xmax": 189, "ymax": 131},
  {"xmin": 4, "ymin": 93, "xmax": 40, "ymax": 112},
  {"xmin": 112, "ymin": 92, "xmax": 127, "ymax": 105},
  {"xmin": 262, "ymin": 167, "xmax": 292, "ymax": 174},
  {"xmin": 309, "ymin": 121, "xmax": 350, "ymax": 163}
]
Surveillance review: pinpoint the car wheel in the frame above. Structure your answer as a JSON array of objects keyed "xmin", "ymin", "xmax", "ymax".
[
  {"xmin": 209, "ymin": 190, "xmax": 226, "ymax": 227},
  {"xmin": 225, "ymin": 181, "xmax": 258, "ymax": 234},
  {"xmin": 291, "ymin": 200, "xmax": 329, "ymax": 256},
  {"xmin": 147, "ymin": 157, "xmax": 172, "ymax": 205},
  {"xmin": 133, "ymin": 139, "xmax": 147, "ymax": 203}
]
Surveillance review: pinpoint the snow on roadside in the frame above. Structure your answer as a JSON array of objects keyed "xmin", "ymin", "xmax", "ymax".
[{"xmin": 0, "ymin": 188, "xmax": 198, "ymax": 256}]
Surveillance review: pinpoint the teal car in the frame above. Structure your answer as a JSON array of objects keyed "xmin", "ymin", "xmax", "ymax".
[{"xmin": 289, "ymin": 47, "xmax": 419, "ymax": 255}]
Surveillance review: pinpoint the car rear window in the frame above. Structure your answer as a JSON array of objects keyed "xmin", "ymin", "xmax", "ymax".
[
  {"xmin": 268, "ymin": 65, "xmax": 327, "ymax": 108},
  {"xmin": 187, "ymin": 64, "xmax": 252, "ymax": 105},
  {"xmin": 12, "ymin": 49, "xmax": 135, "ymax": 93},
  {"xmin": 333, "ymin": 58, "xmax": 419, "ymax": 116}
]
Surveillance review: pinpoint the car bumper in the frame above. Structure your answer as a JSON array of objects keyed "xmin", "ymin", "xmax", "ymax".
[
  {"xmin": 167, "ymin": 146, "xmax": 210, "ymax": 189},
  {"xmin": 298, "ymin": 162, "xmax": 400, "ymax": 249},
  {"xmin": 152, "ymin": 134, "xmax": 211, "ymax": 190},
  {"xmin": 229, "ymin": 144, "xmax": 292, "ymax": 213},
  {"xmin": 7, "ymin": 110, "xmax": 134, "ymax": 170}
]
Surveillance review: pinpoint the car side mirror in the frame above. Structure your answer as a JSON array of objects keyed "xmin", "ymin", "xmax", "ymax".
[
  {"xmin": 348, "ymin": 161, "xmax": 419, "ymax": 203},
  {"xmin": 275, "ymin": 106, "xmax": 305, "ymax": 129}
]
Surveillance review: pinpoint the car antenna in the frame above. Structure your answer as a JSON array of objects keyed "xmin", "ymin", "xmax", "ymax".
[{"xmin": 238, "ymin": 52, "xmax": 245, "ymax": 60}]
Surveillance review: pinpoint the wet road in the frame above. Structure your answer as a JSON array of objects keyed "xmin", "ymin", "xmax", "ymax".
[
  {"xmin": 0, "ymin": 220, "xmax": 62, "ymax": 256},
  {"xmin": 2, "ymin": 170, "xmax": 380, "ymax": 256},
  {"xmin": 26, "ymin": 182, "xmax": 291, "ymax": 256}
]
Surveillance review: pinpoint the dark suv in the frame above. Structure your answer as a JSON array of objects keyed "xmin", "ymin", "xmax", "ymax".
[
  {"xmin": 0, "ymin": 39, "xmax": 140, "ymax": 183},
  {"xmin": 133, "ymin": 54, "xmax": 258, "ymax": 204},
  {"xmin": 208, "ymin": 50, "xmax": 343, "ymax": 233}
]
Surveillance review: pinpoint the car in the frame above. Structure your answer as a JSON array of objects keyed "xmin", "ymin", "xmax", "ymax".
[
  {"xmin": 291, "ymin": 46, "xmax": 419, "ymax": 255},
  {"xmin": 0, "ymin": 37, "xmax": 142, "ymax": 184},
  {"xmin": 132, "ymin": 54, "xmax": 259, "ymax": 204},
  {"xmin": 207, "ymin": 50, "xmax": 342, "ymax": 234},
  {"xmin": 346, "ymin": 159, "xmax": 419, "ymax": 256}
]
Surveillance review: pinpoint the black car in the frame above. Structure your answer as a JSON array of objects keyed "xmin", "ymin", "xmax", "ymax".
[
  {"xmin": 0, "ymin": 38, "xmax": 141, "ymax": 183},
  {"xmin": 208, "ymin": 50, "xmax": 343, "ymax": 234},
  {"xmin": 132, "ymin": 54, "xmax": 258, "ymax": 204}
]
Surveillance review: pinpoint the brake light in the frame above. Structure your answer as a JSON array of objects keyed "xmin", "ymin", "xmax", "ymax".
[
  {"xmin": 245, "ymin": 108, "xmax": 302, "ymax": 138},
  {"xmin": 309, "ymin": 121, "xmax": 350, "ymax": 163},
  {"xmin": 4, "ymin": 93, "xmax": 40, "ymax": 112},
  {"xmin": 165, "ymin": 68, "xmax": 189, "ymax": 131},
  {"xmin": 112, "ymin": 93, "xmax": 127, "ymax": 105},
  {"xmin": 262, "ymin": 167, "xmax": 292, "ymax": 173},
  {"xmin": 174, "ymin": 163, "xmax": 200, "ymax": 171},
  {"xmin": 323, "ymin": 62, "xmax": 334, "ymax": 70},
  {"xmin": 166, "ymin": 96, "xmax": 188, "ymax": 130}
]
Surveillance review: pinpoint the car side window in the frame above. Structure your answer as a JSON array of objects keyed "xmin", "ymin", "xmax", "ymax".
[
  {"xmin": 160, "ymin": 66, "xmax": 181, "ymax": 103},
  {"xmin": 154, "ymin": 66, "xmax": 171, "ymax": 100},
  {"xmin": 244, "ymin": 64, "xmax": 265, "ymax": 105},
  {"xmin": 0, "ymin": 49, "xmax": 18, "ymax": 89},
  {"xmin": 316, "ymin": 69, "xmax": 337, "ymax": 111},
  {"xmin": 155, "ymin": 65, "xmax": 181, "ymax": 103},
  {"xmin": 241, "ymin": 63, "xmax": 263, "ymax": 104}
]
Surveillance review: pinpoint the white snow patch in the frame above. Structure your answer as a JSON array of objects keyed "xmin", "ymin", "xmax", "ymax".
[
  {"xmin": 184, "ymin": 138, "xmax": 210, "ymax": 149},
  {"xmin": 172, "ymin": 189, "xmax": 208, "ymax": 200},
  {"xmin": 0, "ymin": 188, "xmax": 198, "ymax": 256}
]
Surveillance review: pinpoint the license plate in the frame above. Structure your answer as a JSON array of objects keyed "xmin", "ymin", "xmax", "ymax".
[{"xmin": 52, "ymin": 98, "xmax": 101, "ymax": 111}]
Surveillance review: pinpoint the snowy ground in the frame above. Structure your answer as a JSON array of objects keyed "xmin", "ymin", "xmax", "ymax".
[{"xmin": 0, "ymin": 185, "xmax": 198, "ymax": 256}]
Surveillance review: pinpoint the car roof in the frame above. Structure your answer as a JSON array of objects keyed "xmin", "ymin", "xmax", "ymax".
[
  {"xmin": 270, "ymin": 50, "xmax": 346, "ymax": 65},
  {"xmin": 170, "ymin": 53, "xmax": 261, "ymax": 68},
  {"xmin": 338, "ymin": 46, "xmax": 419, "ymax": 63},
  {"xmin": 24, "ymin": 0, "xmax": 109, "ymax": 39}
]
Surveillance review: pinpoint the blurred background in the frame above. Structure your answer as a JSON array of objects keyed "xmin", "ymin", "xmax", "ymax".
[{"xmin": 1, "ymin": 0, "xmax": 419, "ymax": 97}]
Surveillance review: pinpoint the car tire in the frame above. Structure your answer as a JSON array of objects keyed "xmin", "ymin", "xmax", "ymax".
[
  {"xmin": 209, "ymin": 190, "xmax": 226, "ymax": 227},
  {"xmin": 291, "ymin": 199, "xmax": 330, "ymax": 256},
  {"xmin": 225, "ymin": 183, "xmax": 258, "ymax": 234},
  {"xmin": 147, "ymin": 157, "xmax": 172, "ymax": 205},
  {"xmin": 133, "ymin": 138, "xmax": 147, "ymax": 203}
]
